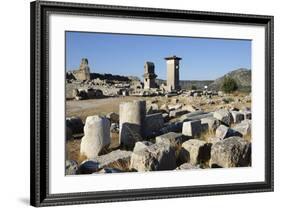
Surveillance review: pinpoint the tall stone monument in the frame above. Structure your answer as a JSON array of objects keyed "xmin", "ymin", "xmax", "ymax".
[
  {"xmin": 143, "ymin": 62, "xmax": 157, "ymax": 89},
  {"xmin": 72, "ymin": 58, "xmax": 91, "ymax": 81},
  {"xmin": 165, "ymin": 55, "xmax": 182, "ymax": 91}
]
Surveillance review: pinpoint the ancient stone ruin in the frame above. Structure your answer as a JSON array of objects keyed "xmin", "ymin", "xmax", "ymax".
[
  {"xmin": 72, "ymin": 58, "xmax": 91, "ymax": 81},
  {"xmin": 165, "ymin": 55, "xmax": 182, "ymax": 92},
  {"xmin": 143, "ymin": 62, "xmax": 157, "ymax": 89},
  {"xmin": 65, "ymin": 55, "xmax": 252, "ymax": 175}
]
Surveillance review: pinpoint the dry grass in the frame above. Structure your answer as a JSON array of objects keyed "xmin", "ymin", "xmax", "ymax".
[
  {"xmin": 244, "ymin": 132, "xmax": 252, "ymax": 142},
  {"xmin": 196, "ymin": 129, "xmax": 216, "ymax": 142},
  {"xmin": 107, "ymin": 159, "xmax": 131, "ymax": 172},
  {"xmin": 66, "ymin": 132, "xmax": 121, "ymax": 165}
]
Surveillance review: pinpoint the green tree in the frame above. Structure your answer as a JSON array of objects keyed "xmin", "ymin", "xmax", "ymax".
[
  {"xmin": 221, "ymin": 77, "xmax": 238, "ymax": 93},
  {"xmin": 191, "ymin": 85, "xmax": 197, "ymax": 90}
]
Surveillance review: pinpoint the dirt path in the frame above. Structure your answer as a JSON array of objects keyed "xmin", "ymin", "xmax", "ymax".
[{"xmin": 66, "ymin": 96, "xmax": 145, "ymax": 122}]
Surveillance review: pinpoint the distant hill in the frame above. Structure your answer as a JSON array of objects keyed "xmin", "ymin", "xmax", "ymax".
[
  {"xmin": 156, "ymin": 68, "xmax": 251, "ymax": 91},
  {"xmin": 208, "ymin": 68, "xmax": 251, "ymax": 92}
]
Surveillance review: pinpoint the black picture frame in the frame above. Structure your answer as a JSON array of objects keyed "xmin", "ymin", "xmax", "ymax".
[{"xmin": 30, "ymin": 0, "xmax": 274, "ymax": 207}]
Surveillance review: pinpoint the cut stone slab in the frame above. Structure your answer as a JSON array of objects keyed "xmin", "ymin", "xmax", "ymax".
[
  {"xmin": 155, "ymin": 132, "xmax": 186, "ymax": 147},
  {"xmin": 182, "ymin": 139, "xmax": 212, "ymax": 165},
  {"xmin": 119, "ymin": 100, "xmax": 146, "ymax": 148},
  {"xmin": 213, "ymin": 109, "xmax": 233, "ymax": 126},
  {"xmin": 243, "ymin": 111, "xmax": 252, "ymax": 120},
  {"xmin": 144, "ymin": 113, "xmax": 164, "ymax": 137},
  {"xmin": 66, "ymin": 116, "xmax": 84, "ymax": 134},
  {"xmin": 80, "ymin": 116, "xmax": 110, "ymax": 158},
  {"xmin": 159, "ymin": 122, "xmax": 182, "ymax": 134},
  {"xmin": 231, "ymin": 111, "xmax": 245, "ymax": 123},
  {"xmin": 169, "ymin": 109, "xmax": 188, "ymax": 118},
  {"xmin": 180, "ymin": 112, "xmax": 213, "ymax": 122},
  {"xmin": 210, "ymin": 136, "xmax": 251, "ymax": 168},
  {"xmin": 146, "ymin": 103, "xmax": 159, "ymax": 114},
  {"xmin": 232, "ymin": 119, "xmax": 251, "ymax": 136},
  {"xmin": 133, "ymin": 141, "xmax": 153, "ymax": 152},
  {"xmin": 182, "ymin": 120, "xmax": 202, "ymax": 138},
  {"xmin": 65, "ymin": 160, "xmax": 78, "ymax": 175},
  {"xmin": 215, "ymin": 125, "xmax": 242, "ymax": 139},
  {"xmin": 90, "ymin": 149, "xmax": 132, "ymax": 169},
  {"xmin": 130, "ymin": 142, "xmax": 177, "ymax": 171},
  {"xmin": 201, "ymin": 117, "xmax": 220, "ymax": 131}
]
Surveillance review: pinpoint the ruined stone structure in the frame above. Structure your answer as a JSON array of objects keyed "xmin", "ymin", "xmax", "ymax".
[
  {"xmin": 165, "ymin": 56, "xmax": 182, "ymax": 91},
  {"xmin": 143, "ymin": 62, "xmax": 157, "ymax": 89},
  {"xmin": 72, "ymin": 58, "xmax": 91, "ymax": 81}
]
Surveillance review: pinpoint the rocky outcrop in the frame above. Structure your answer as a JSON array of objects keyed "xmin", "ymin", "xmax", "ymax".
[{"xmin": 209, "ymin": 68, "xmax": 251, "ymax": 91}]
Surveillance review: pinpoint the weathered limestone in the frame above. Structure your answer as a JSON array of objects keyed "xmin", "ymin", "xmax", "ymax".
[
  {"xmin": 232, "ymin": 119, "xmax": 251, "ymax": 136},
  {"xmin": 243, "ymin": 111, "xmax": 252, "ymax": 120},
  {"xmin": 231, "ymin": 111, "xmax": 245, "ymax": 123},
  {"xmin": 119, "ymin": 100, "xmax": 146, "ymax": 148},
  {"xmin": 180, "ymin": 111, "xmax": 213, "ymax": 122},
  {"xmin": 144, "ymin": 113, "xmax": 164, "ymax": 137},
  {"xmin": 89, "ymin": 149, "xmax": 132, "ymax": 169},
  {"xmin": 65, "ymin": 160, "xmax": 78, "ymax": 175},
  {"xmin": 155, "ymin": 132, "xmax": 186, "ymax": 147},
  {"xmin": 201, "ymin": 117, "xmax": 220, "ymax": 131},
  {"xmin": 146, "ymin": 103, "xmax": 159, "ymax": 114},
  {"xmin": 207, "ymin": 137, "xmax": 223, "ymax": 144},
  {"xmin": 215, "ymin": 125, "xmax": 242, "ymax": 139},
  {"xmin": 182, "ymin": 120, "xmax": 202, "ymax": 138},
  {"xmin": 182, "ymin": 139, "xmax": 212, "ymax": 165},
  {"xmin": 133, "ymin": 141, "xmax": 153, "ymax": 152},
  {"xmin": 130, "ymin": 142, "xmax": 177, "ymax": 171},
  {"xmin": 159, "ymin": 121, "xmax": 182, "ymax": 134},
  {"xmin": 213, "ymin": 109, "xmax": 233, "ymax": 126},
  {"xmin": 169, "ymin": 109, "xmax": 188, "ymax": 118},
  {"xmin": 210, "ymin": 136, "xmax": 251, "ymax": 168},
  {"xmin": 165, "ymin": 55, "xmax": 182, "ymax": 92},
  {"xmin": 80, "ymin": 116, "xmax": 110, "ymax": 158},
  {"xmin": 66, "ymin": 116, "xmax": 84, "ymax": 134},
  {"xmin": 143, "ymin": 62, "xmax": 157, "ymax": 89},
  {"xmin": 72, "ymin": 58, "xmax": 91, "ymax": 81}
]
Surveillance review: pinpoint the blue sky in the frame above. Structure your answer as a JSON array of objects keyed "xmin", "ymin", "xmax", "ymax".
[{"xmin": 66, "ymin": 32, "xmax": 251, "ymax": 80}]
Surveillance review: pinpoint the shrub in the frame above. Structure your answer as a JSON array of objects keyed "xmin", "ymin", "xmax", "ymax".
[
  {"xmin": 191, "ymin": 85, "xmax": 197, "ymax": 90},
  {"xmin": 221, "ymin": 77, "xmax": 238, "ymax": 93}
]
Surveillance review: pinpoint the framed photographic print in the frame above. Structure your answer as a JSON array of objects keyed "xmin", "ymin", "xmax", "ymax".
[{"xmin": 30, "ymin": 0, "xmax": 274, "ymax": 207}]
